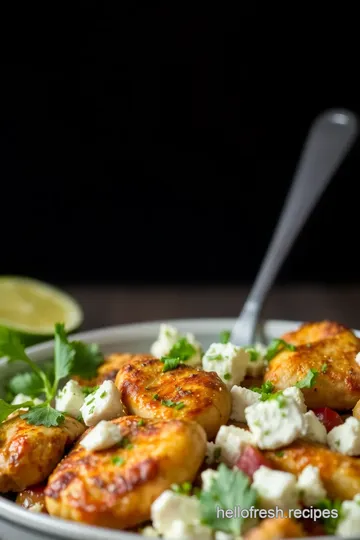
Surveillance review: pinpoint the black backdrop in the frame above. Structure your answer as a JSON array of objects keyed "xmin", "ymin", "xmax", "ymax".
[{"xmin": 2, "ymin": 5, "xmax": 360, "ymax": 286}]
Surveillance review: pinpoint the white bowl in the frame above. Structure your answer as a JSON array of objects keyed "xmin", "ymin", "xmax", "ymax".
[{"xmin": 0, "ymin": 318, "xmax": 340, "ymax": 539}]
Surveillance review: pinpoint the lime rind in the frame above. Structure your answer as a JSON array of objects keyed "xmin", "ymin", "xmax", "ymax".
[{"xmin": 0, "ymin": 276, "xmax": 84, "ymax": 336}]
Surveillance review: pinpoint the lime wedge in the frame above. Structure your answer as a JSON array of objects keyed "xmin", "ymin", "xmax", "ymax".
[{"xmin": 0, "ymin": 276, "xmax": 83, "ymax": 342}]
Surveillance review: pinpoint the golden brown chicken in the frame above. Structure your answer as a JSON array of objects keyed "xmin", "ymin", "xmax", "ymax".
[
  {"xmin": 16, "ymin": 483, "xmax": 47, "ymax": 513},
  {"xmin": 115, "ymin": 355, "xmax": 231, "ymax": 439},
  {"xmin": 73, "ymin": 353, "xmax": 136, "ymax": 387},
  {"xmin": 0, "ymin": 414, "xmax": 84, "ymax": 492},
  {"xmin": 265, "ymin": 440, "xmax": 360, "ymax": 501},
  {"xmin": 264, "ymin": 321, "xmax": 360, "ymax": 409},
  {"xmin": 245, "ymin": 517, "xmax": 306, "ymax": 539},
  {"xmin": 45, "ymin": 416, "xmax": 206, "ymax": 529}
]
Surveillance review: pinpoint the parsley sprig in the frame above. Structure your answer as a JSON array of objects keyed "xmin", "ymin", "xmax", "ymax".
[
  {"xmin": 0, "ymin": 323, "xmax": 104, "ymax": 427},
  {"xmin": 200, "ymin": 464, "xmax": 257, "ymax": 535},
  {"xmin": 160, "ymin": 337, "xmax": 196, "ymax": 372}
]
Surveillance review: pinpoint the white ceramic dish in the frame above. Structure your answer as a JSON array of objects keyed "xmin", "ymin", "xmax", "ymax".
[{"xmin": 0, "ymin": 318, "xmax": 342, "ymax": 540}]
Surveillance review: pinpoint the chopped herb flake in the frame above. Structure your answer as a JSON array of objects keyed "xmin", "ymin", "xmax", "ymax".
[
  {"xmin": 295, "ymin": 368, "xmax": 319, "ymax": 389},
  {"xmin": 265, "ymin": 339, "xmax": 296, "ymax": 361},
  {"xmin": 219, "ymin": 330, "xmax": 231, "ymax": 344}
]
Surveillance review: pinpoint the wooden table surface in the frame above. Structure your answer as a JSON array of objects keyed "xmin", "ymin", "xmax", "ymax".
[{"xmin": 65, "ymin": 284, "xmax": 360, "ymax": 331}]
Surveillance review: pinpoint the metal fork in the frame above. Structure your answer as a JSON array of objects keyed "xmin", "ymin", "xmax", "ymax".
[{"xmin": 230, "ymin": 109, "xmax": 358, "ymax": 346}]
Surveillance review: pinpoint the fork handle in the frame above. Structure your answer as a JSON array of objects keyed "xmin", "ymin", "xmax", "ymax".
[{"xmin": 231, "ymin": 109, "xmax": 358, "ymax": 345}]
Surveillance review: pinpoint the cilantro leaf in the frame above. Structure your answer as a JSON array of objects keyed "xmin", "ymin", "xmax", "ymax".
[
  {"xmin": 0, "ymin": 327, "xmax": 29, "ymax": 363},
  {"xmin": 265, "ymin": 339, "xmax": 296, "ymax": 361},
  {"xmin": 219, "ymin": 330, "xmax": 231, "ymax": 344},
  {"xmin": 161, "ymin": 357, "xmax": 181, "ymax": 372},
  {"xmin": 317, "ymin": 498, "xmax": 343, "ymax": 534},
  {"xmin": 245, "ymin": 347, "xmax": 260, "ymax": 362},
  {"xmin": 21, "ymin": 404, "xmax": 65, "ymax": 427},
  {"xmin": 295, "ymin": 368, "xmax": 319, "ymax": 389},
  {"xmin": 0, "ymin": 398, "xmax": 33, "ymax": 423},
  {"xmin": 70, "ymin": 342, "xmax": 104, "ymax": 379},
  {"xmin": 200, "ymin": 463, "xmax": 257, "ymax": 534},
  {"xmin": 7, "ymin": 371, "xmax": 44, "ymax": 398},
  {"xmin": 53, "ymin": 323, "xmax": 76, "ymax": 386},
  {"xmin": 168, "ymin": 338, "xmax": 196, "ymax": 361},
  {"xmin": 321, "ymin": 363, "xmax": 328, "ymax": 373}
]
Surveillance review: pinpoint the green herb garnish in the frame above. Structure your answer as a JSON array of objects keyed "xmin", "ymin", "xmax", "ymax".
[
  {"xmin": 245, "ymin": 347, "xmax": 260, "ymax": 362},
  {"xmin": 265, "ymin": 339, "xmax": 296, "ymax": 361},
  {"xmin": 295, "ymin": 368, "xmax": 319, "ymax": 389},
  {"xmin": 160, "ymin": 337, "xmax": 196, "ymax": 372},
  {"xmin": 199, "ymin": 464, "xmax": 257, "ymax": 534},
  {"xmin": 161, "ymin": 399, "xmax": 185, "ymax": 410},
  {"xmin": 316, "ymin": 498, "xmax": 343, "ymax": 534},
  {"xmin": 321, "ymin": 363, "xmax": 328, "ymax": 373},
  {"xmin": 111, "ymin": 456, "xmax": 125, "ymax": 466},
  {"xmin": 219, "ymin": 330, "xmax": 231, "ymax": 344},
  {"xmin": 171, "ymin": 481, "xmax": 192, "ymax": 495}
]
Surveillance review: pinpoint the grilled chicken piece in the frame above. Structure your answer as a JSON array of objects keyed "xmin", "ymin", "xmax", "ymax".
[
  {"xmin": 16, "ymin": 483, "xmax": 47, "ymax": 512},
  {"xmin": 264, "ymin": 321, "xmax": 360, "ymax": 409},
  {"xmin": 0, "ymin": 415, "xmax": 84, "ymax": 492},
  {"xmin": 245, "ymin": 517, "xmax": 306, "ymax": 539},
  {"xmin": 45, "ymin": 416, "xmax": 206, "ymax": 529},
  {"xmin": 114, "ymin": 355, "xmax": 231, "ymax": 440},
  {"xmin": 265, "ymin": 440, "xmax": 360, "ymax": 501},
  {"xmin": 73, "ymin": 353, "xmax": 138, "ymax": 387}
]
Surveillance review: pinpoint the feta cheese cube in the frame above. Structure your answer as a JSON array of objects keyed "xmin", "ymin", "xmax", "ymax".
[
  {"xmin": 80, "ymin": 420, "xmax": 123, "ymax": 451},
  {"xmin": 55, "ymin": 380, "xmax": 85, "ymax": 418},
  {"xmin": 151, "ymin": 490, "xmax": 202, "ymax": 536},
  {"xmin": 205, "ymin": 441, "xmax": 221, "ymax": 465},
  {"xmin": 28, "ymin": 503, "xmax": 44, "ymax": 513},
  {"xmin": 150, "ymin": 324, "xmax": 202, "ymax": 367},
  {"xmin": 11, "ymin": 393, "xmax": 43, "ymax": 406},
  {"xmin": 80, "ymin": 380, "xmax": 126, "ymax": 427},
  {"xmin": 336, "ymin": 495, "xmax": 360, "ymax": 537},
  {"xmin": 301, "ymin": 410, "xmax": 327, "ymax": 444},
  {"xmin": 253, "ymin": 466, "xmax": 299, "ymax": 510},
  {"xmin": 202, "ymin": 342, "xmax": 249, "ymax": 388},
  {"xmin": 245, "ymin": 395, "xmax": 306, "ymax": 450},
  {"xmin": 246, "ymin": 343, "xmax": 267, "ymax": 378},
  {"xmin": 230, "ymin": 386, "xmax": 260, "ymax": 422},
  {"xmin": 142, "ymin": 526, "xmax": 160, "ymax": 537},
  {"xmin": 328, "ymin": 416, "xmax": 360, "ymax": 456},
  {"xmin": 215, "ymin": 424, "xmax": 256, "ymax": 466},
  {"xmin": 283, "ymin": 386, "xmax": 307, "ymax": 413},
  {"xmin": 297, "ymin": 465, "xmax": 326, "ymax": 506},
  {"xmin": 201, "ymin": 468, "xmax": 218, "ymax": 491}
]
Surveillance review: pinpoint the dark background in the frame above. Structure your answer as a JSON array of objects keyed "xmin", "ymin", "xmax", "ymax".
[{"xmin": 2, "ymin": 5, "xmax": 360, "ymax": 287}]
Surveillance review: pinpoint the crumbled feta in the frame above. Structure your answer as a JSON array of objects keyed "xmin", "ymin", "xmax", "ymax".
[
  {"xmin": 230, "ymin": 386, "xmax": 260, "ymax": 422},
  {"xmin": 202, "ymin": 343, "xmax": 249, "ymax": 388},
  {"xmin": 150, "ymin": 324, "xmax": 202, "ymax": 367},
  {"xmin": 215, "ymin": 424, "xmax": 256, "ymax": 466},
  {"xmin": 245, "ymin": 395, "xmax": 306, "ymax": 450},
  {"xmin": 205, "ymin": 441, "xmax": 221, "ymax": 465},
  {"xmin": 301, "ymin": 410, "xmax": 327, "ymax": 444},
  {"xmin": 246, "ymin": 343, "xmax": 267, "ymax": 377},
  {"xmin": 283, "ymin": 386, "xmax": 307, "ymax": 413},
  {"xmin": 356, "ymin": 352, "xmax": 360, "ymax": 367},
  {"xmin": 28, "ymin": 503, "xmax": 44, "ymax": 513},
  {"xmin": 253, "ymin": 466, "xmax": 299, "ymax": 510},
  {"xmin": 297, "ymin": 465, "xmax": 326, "ymax": 506},
  {"xmin": 55, "ymin": 380, "xmax": 85, "ymax": 418},
  {"xmin": 142, "ymin": 526, "xmax": 160, "ymax": 537},
  {"xmin": 80, "ymin": 380, "xmax": 125, "ymax": 426},
  {"xmin": 11, "ymin": 393, "xmax": 43, "ymax": 406},
  {"xmin": 80, "ymin": 420, "xmax": 123, "ymax": 451},
  {"xmin": 328, "ymin": 416, "xmax": 360, "ymax": 455},
  {"xmin": 336, "ymin": 494, "xmax": 360, "ymax": 537},
  {"xmin": 151, "ymin": 490, "xmax": 211, "ymax": 539},
  {"xmin": 201, "ymin": 468, "xmax": 218, "ymax": 491}
]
